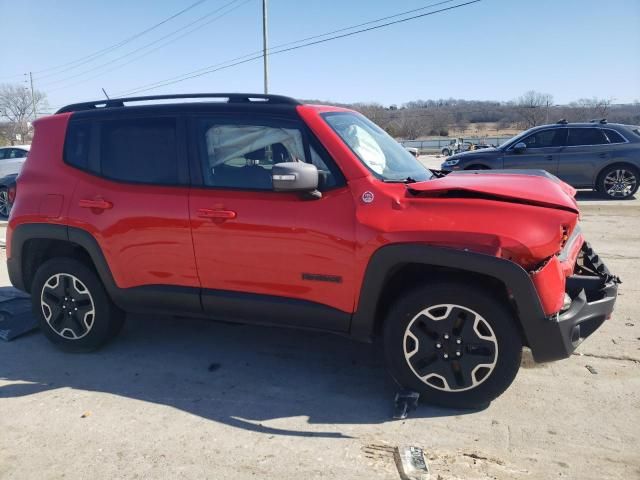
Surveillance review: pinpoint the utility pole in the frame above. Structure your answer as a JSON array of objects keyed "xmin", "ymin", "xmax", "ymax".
[
  {"xmin": 262, "ymin": 0, "xmax": 269, "ymax": 94},
  {"xmin": 29, "ymin": 72, "xmax": 37, "ymax": 120}
]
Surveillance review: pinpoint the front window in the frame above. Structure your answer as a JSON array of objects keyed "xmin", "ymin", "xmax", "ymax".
[{"xmin": 323, "ymin": 112, "xmax": 432, "ymax": 182}]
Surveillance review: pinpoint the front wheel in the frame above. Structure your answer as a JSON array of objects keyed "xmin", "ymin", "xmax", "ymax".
[
  {"xmin": 441, "ymin": 148, "xmax": 450, "ymax": 157},
  {"xmin": 383, "ymin": 283, "xmax": 522, "ymax": 409},
  {"xmin": 31, "ymin": 258, "xmax": 125, "ymax": 352},
  {"xmin": 597, "ymin": 164, "xmax": 639, "ymax": 199}
]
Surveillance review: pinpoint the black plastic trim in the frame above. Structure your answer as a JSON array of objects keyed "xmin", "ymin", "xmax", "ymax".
[{"xmin": 351, "ymin": 243, "xmax": 568, "ymax": 361}]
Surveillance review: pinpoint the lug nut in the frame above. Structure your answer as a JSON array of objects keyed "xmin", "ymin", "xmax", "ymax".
[
  {"xmin": 444, "ymin": 334, "xmax": 450, "ymax": 340},
  {"xmin": 436, "ymin": 343, "xmax": 442, "ymax": 349},
  {"xmin": 62, "ymin": 306, "xmax": 66, "ymax": 309},
  {"xmin": 456, "ymin": 351, "xmax": 461, "ymax": 356},
  {"xmin": 456, "ymin": 339, "xmax": 462, "ymax": 344},
  {"xmin": 443, "ymin": 353, "xmax": 449, "ymax": 359},
  {"xmin": 74, "ymin": 308, "xmax": 78, "ymax": 311}
]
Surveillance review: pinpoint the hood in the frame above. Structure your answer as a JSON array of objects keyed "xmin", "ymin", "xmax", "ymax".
[
  {"xmin": 449, "ymin": 147, "xmax": 499, "ymax": 159},
  {"xmin": 408, "ymin": 170, "xmax": 578, "ymax": 213}
]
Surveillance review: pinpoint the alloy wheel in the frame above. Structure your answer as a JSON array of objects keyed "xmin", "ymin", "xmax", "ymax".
[
  {"xmin": 0, "ymin": 190, "xmax": 9, "ymax": 217},
  {"xmin": 40, "ymin": 273, "xmax": 96, "ymax": 340},
  {"xmin": 603, "ymin": 168, "xmax": 637, "ymax": 198},
  {"xmin": 403, "ymin": 304, "xmax": 498, "ymax": 392}
]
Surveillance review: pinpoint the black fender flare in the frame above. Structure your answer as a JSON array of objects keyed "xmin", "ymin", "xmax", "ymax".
[
  {"xmin": 8, "ymin": 223, "xmax": 201, "ymax": 314},
  {"xmin": 350, "ymin": 243, "xmax": 567, "ymax": 362}
]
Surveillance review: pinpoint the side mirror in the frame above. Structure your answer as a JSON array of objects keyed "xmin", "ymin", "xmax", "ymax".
[
  {"xmin": 513, "ymin": 142, "xmax": 527, "ymax": 154},
  {"xmin": 272, "ymin": 162, "xmax": 319, "ymax": 192}
]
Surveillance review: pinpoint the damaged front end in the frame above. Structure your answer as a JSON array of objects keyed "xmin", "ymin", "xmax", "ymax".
[{"xmin": 531, "ymin": 241, "xmax": 621, "ymax": 362}]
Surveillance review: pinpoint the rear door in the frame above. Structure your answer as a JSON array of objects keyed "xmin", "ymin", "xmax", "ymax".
[
  {"xmin": 66, "ymin": 114, "xmax": 200, "ymax": 312},
  {"xmin": 503, "ymin": 128, "xmax": 566, "ymax": 174},
  {"xmin": 556, "ymin": 127, "xmax": 610, "ymax": 187},
  {"xmin": 188, "ymin": 112, "xmax": 356, "ymax": 331}
]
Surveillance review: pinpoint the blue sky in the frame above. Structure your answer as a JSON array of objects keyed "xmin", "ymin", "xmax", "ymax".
[{"xmin": 1, "ymin": 0, "xmax": 639, "ymax": 111}]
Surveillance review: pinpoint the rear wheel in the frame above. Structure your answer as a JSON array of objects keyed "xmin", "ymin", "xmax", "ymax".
[
  {"xmin": 441, "ymin": 148, "xmax": 450, "ymax": 156},
  {"xmin": 597, "ymin": 164, "xmax": 639, "ymax": 199},
  {"xmin": 31, "ymin": 258, "xmax": 124, "ymax": 352},
  {"xmin": 383, "ymin": 283, "xmax": 522, "ymax": 409}
]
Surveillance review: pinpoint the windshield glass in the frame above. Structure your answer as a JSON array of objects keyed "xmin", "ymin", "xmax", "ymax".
[
  {"xmin": 498, "ymin": 129, "xmax": 530, "ymax": 149},
  {"xmin": 322, "ymin": 112, "xmax": 432, "ymax": 182}
]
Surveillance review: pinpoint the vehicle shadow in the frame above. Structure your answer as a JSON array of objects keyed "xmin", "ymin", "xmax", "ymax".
[
  {"xmin": 0, "ymin": 305, "xmax": 477, "ymax": 438},
  {"xmin": 575, "ymin": 190, "xmax": 637, "ymax": 202}
]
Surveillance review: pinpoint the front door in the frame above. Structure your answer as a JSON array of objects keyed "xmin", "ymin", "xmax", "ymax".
[
  {"xmin": 503, "ymin": 128, "xmax": 567, "ymax": 175},
  {"xmin": 188, "ymin": 114, "xmax": 356, "ymax": 331}
]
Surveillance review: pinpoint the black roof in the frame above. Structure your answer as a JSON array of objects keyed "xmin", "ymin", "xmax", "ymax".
[{"xmin": 56, "ymin": 93, "xmax": 300, "ymax": 114}]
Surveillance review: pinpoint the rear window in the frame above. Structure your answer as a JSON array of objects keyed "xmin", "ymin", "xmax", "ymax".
[
  {"xmin": 101, "ymin": 118, "xmax": 178, "ymax": 184},
  {"xmin": 602, "ymin": 129, "xmax": 626, "ymax": 144}
]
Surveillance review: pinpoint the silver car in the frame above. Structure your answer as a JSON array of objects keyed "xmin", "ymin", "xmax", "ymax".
[{"xmin": 441, "ymin": 121, "xmax": 640, "ymax": 199}]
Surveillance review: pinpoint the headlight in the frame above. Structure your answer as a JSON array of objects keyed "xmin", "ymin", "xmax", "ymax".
[{"xmin": 442, "ymin": 159, "xmax": 459, "ymax": 167}]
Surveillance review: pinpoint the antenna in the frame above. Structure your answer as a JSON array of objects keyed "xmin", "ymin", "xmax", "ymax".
[{"xmin": 101, "ymin": 88, "xmax": 110, "ymax": 100}]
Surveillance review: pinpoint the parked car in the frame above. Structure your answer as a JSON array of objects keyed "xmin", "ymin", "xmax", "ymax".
[
  {"xmin": 0, "ymin": 144, "xmax": 30, "ymax": 178},
  {"xmin": 441, "ymin": 121, "xmax": 640, "ymax": 199},
  {"xmin": 7, "ymin": 93, "xmax": 619, "ymax": 408},
  {"xmin": 440, "ymin": 138, "xmax": 492, "ymax": 156},
  {"xmin": 0, "ymin": 173, "xmax": 18, "ymax": 218}
]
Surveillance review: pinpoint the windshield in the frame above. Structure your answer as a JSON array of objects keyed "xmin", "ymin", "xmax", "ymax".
[
  {"xmin": 498, "ymin": 129, "xmax": 530, "ymax": 149},
  {"xmin": 322, "ymin": 112, "xmax": 432, "ymax": 182}
]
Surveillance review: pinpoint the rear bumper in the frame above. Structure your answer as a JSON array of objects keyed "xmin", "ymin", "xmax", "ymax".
[{"xmin": 530, "ymin": 242, "xmax": 620, "ymax": 362}]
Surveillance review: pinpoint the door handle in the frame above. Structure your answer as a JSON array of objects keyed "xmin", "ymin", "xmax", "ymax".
[
  {"xmin": 79, "ymin": 198, "xmax": 113, "ymax": 210},
  {"xmin": 197, "ymin": 208, "xmax": 237, "ymax": 220}
]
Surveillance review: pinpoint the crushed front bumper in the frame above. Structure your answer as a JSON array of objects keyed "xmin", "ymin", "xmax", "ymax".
[{"xmin": 531, "ymin": 242, "xmax": 620, "ymax": 362}]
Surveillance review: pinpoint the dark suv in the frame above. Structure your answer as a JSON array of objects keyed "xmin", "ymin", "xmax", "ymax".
[
  {"xmin": 7, "ymin": 94, "xmax": 619, "ymax": 408},
  {"xmin": 441, "ymin": 121, "xmax": 640, "ymax": 199}
]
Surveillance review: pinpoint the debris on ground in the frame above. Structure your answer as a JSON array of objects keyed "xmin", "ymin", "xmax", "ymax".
[
  {"xmin": 585, "ymin": 365, "xmax": 598, "ymax": 374},
  {"xmin": 0, "ymin": 287, "xmax": 36, "ymax": 341},
  {"xmin": 394, "ymin": 445, "xmax": 430, "ymax": 480},
  {"xmin": 393, "ymin": 390, "xmax": 420, "ymax": 420},
  {"xmin": 80, "ymin": 411, "xmax": 92, "ymax": 418}
]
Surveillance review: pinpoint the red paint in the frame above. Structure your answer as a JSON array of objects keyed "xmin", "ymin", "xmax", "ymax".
[{"xmin": 8, "ymin": 103, "xmax": 585, "ymax": 317}]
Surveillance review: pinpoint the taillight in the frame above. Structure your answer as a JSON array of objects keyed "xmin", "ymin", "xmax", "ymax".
[{"xmin": 7, "ymin": 184, "xmax": 16, "ymax": 203}]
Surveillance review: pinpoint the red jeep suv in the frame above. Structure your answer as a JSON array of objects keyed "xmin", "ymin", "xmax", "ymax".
[{"xmin": 6, "ymin": 94, "xmax": 620, "ymax": 408}]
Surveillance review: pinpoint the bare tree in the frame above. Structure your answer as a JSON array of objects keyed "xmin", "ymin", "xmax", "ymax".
[
  {"xmin": 568, "ymin": 97, "xmax": 613, "ymax": 121},
  {"xmin": 514, "ymin": 90, "xmax": 554, "ymax": 128},
  {"xmin": 0, "ymin": 83, "xmax": 48, "ymax": 144}
]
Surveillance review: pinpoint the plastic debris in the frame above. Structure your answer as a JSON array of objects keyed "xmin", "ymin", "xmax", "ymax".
[
  {"xmin": 394, "ymin": 445, "xmax": 430, "ymax": 480},
  {"xmin": 393, "ymin": 389, "xmax": 420, "ymax": 420}
]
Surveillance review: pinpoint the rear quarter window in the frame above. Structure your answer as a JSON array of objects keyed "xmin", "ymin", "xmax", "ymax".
[{"xmin": 64, "ymin": 121, "xmax": 92, "ymax": 171}]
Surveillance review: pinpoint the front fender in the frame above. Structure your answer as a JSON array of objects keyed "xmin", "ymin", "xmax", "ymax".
[{"xmin": 350, "ymin": 243, "xmax": 569, "ymax": 362}]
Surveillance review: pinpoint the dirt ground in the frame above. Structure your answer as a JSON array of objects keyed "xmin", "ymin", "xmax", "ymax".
[{"xmin": 1, "ymin": 190, "xmax": 639, "ymax": 479}]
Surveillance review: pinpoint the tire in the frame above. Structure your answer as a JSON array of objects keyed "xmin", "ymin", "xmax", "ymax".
[
  {"xmin": 0, "ymin": 187, "xmax": 9, "ymax": 218},
  {"xmin": 383, "ymin": 283, "xmax": 522, "ymax": 409},
  {"xmin": 441, "ymin": 148, "xmax": 450, "ymax": 156},
  {"xmin": 31, "ymin": 258, "xmax": 125, "ymax": 352},
  {"xmin": 597, "ymin": 164, "xmax": 639, "ymax": 199}
]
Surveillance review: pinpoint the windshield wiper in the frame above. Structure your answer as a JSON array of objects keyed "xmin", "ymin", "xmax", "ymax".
[{"xmin": 384, "ymin": 176, "xmax": 418, "ymax": 184}]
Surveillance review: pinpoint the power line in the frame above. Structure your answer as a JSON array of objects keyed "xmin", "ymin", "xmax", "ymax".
[
  {"xmin": 31, "ymin": 0, "xmax": 209, "ymax": 79},
  {"xmin": 43, "ymin": 0, "xmax": 251, "ymax": 93},
  {"xmin": 118, "ymin": 0, "xmax": 481, "ymax": 97},
  {"xmin": 38, "ymin": 0, "xmax": 247, "ymax": 89},
  {"xmin": 116, "ymin": 0, "xmax": 461, "ymax": 96}
]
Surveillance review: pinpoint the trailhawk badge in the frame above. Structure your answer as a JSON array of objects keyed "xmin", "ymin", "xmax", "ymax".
[{"xmin": 362, "ymin": 191, "xmax": 375, "ymax": 204}]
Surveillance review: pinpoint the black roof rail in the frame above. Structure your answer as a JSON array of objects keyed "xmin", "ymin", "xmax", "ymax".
[
  {"xmin": 556, "ymin": 119, "xmax": 568, "ymax": 124},
  {"xmin": 589, "ymin": 118, "xmax": 607, "ymax": 124},
  {"xmin": 56, "ymin": 93, "xmax": 300, "ymax": 114}
]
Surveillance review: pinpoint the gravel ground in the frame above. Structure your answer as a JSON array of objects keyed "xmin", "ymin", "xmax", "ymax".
[{"xmin": 0, "ymin": 190, "xmax": 639, "ymax": 480}]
